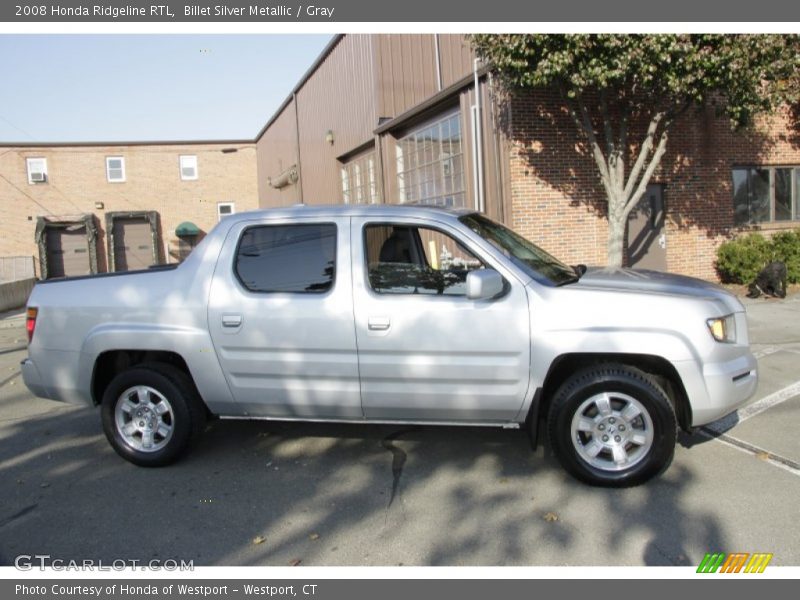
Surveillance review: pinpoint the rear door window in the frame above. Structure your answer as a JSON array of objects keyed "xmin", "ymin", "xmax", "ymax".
[{"xmin": 235, "ymin": 223, "xmax": 336, "ymax": 293}]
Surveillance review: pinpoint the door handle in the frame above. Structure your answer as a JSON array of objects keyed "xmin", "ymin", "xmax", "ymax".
[
  {"xmin": 368, "ymin": 316, "xmax": 391, "ymax": 331},
  {"xmin": 222, "ymin": 314, "xmax": 243, "ymax": 328}
]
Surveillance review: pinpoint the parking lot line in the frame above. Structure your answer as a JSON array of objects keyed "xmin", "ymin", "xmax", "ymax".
[
  {"xmin": 753, "ymin": 346, "xmax": 781, "ymax": 359},
  {"xmin": 704, "ymin": 380, "xmax": 800, "ymax": 435},
  {"xmin": 696, "ymin": 428, "xmax": 800, "ymax": 478}
]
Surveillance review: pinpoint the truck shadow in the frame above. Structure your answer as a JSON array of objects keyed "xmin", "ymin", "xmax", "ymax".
[{"xmin": 0, "ymin": 401, "xmax": 728, "ymax": 567}]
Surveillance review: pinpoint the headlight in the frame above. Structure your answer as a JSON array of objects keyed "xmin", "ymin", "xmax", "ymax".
[{"xmin": 707, "ymin": 314, "xmax": 736, "ymax": 343}]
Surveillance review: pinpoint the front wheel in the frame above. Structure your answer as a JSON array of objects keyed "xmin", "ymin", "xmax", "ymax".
[
  {"xmin": 547, "ymin": 363, "xmax": 677, "ymax": 487},
  {"xmin": 101, "ymin": 364, "xmax": 205, "ymax": 467}
]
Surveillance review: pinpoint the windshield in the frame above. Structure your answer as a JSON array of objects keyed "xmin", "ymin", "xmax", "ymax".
[{"xmin": 459, "ymin": 214, "xmax": 580, "ymax": 286}]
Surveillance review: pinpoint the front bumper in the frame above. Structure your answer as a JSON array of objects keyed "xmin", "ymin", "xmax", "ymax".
[{"xmin": 676, "ymin": 351, "xmax": 758, "ymax": 427}]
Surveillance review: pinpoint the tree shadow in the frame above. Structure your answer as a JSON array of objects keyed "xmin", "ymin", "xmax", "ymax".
[{"xmin": 0, "ymin": 397, "xmax": 731, "ymax": 567}]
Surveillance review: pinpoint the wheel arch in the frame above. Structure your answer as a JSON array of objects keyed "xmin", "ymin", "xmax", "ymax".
[
  {"xmin": 91, "ymin": 350, "xmax": 210, "ymax": 415},
  {"xmin": 529, "ymin": 353, "xmax": 692, "ymax": 434}
]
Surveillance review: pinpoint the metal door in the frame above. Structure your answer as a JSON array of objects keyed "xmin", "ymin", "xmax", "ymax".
[
  {"xmin": 113, "ymin": 218, "xmax": 154, "ymax": 271},
  {"xmin": 627, "ymin": 184, "xmax": 667, "ymax": 271},
  {"xmin": 207, "ymin": 216, "xmax": 362, "ymax": 419},
  {"xmin": 351, "ymin": 216, "xmax": 531, "ymax": 423},
  {"xmin": 45, "ymin": 226, "xmax": 90, "ymax": 278}
]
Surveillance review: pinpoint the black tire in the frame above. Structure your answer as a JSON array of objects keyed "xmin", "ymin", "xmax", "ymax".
[
  {"xmin": 101, "ymin": 363, "xmax": 206, "ymax": 467},
  {"xmin": 546, "ymin": 363, "xmax": 677, "ymax": 487}
]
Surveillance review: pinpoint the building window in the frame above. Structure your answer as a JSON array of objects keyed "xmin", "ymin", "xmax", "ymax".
[
  {"xmin": 340, "ymin": 151, "xmax": 380, "ymax": 204},
  {"xmin": 26, "ymin": 157, "xmax": 48, "ymax": 184},
  {"xmin": 106, "ymin": 156, "xmax": 126, "ymax": 183},
  {"xmin": 217, "ymin": 202, "xmax": 235, "ymax": 221},
  {"xmin": 396, "ymin": 111, "xmax": 465, "ymax": 208},
  {"xmin": 235, "ymin": 224, "xmax": 336, "ymax": 293},
  {"xmin": 180, "ymin": 155, "xmax": 198, "ymax": 181},
  {"xmin": 733, "ymin": 167, "xmax": 798, "ymax": 224}
]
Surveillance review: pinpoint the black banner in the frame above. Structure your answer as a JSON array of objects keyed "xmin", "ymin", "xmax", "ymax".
[
  {"xmin": 4, "ymin": 579, "xmax": 798, "ymax": 600},
  {"xmin": 3, "ymin": 0, "xmax": 800, "ymax": 22}
]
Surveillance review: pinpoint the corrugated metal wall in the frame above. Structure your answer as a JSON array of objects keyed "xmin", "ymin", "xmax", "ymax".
[
  {"xmin": 437, "ymin": 34, "xmax": 475, "ymax": 88},
  {"xmin": 374, "ymin": 35, "xmax": 439, "ymax": 119},
  {"xmin": 295, "ymin": 34, "xmax": 378, "ymax": 205},
  {"xmin": 256, "ymin": 34, "xmax": 510, "ymax": 225},
  {"xmin": 256, "ymin": 98, "xmax": 302, "ymax": 207}
]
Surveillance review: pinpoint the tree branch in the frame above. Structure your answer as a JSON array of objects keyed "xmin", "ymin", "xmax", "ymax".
[
  {"xmin": 559, "ymin": 86, "xmax": 614, "ymax": 200},
  {"xmin": 618, "ymin": 110, "xmax": 628, "ymax": 196},
  {"xmin": 577, "ymin": 95, "xmax": 614, "ymax": 199},
  {"xmin": 599, "ymin": 90, "xmax": 615, "ymax": 159},
  {"xmin": 599, "ymin": 89, "xmax": 619, "ymax": 193},
  {"xmin": 622, "ymin": 111, "xmax": 665, "ymax": 200},
  {"xmin": 623, "ymin": 128, "xmax": 670, "ymax": 218}
]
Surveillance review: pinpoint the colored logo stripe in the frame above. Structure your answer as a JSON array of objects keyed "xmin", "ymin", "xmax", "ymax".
[
  {"xmin": 697, "ymin": 552, "xmax": 773, "ymax": 573},
  {"xmin": 744, "ymin": 553, "xmax": 773, "ymax": 573},
  {"xmin": 720, "ymin": 553, "xmax": 749, "ymax": 573},
  {"xmin": 697, "ymin": 553, "xmax": 726, "ymax": 573}
]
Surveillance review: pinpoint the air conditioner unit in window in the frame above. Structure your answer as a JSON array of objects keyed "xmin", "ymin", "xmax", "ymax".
[{"xmin": 30, "ymin": 172, "xmax": 46, "ymax": 183}]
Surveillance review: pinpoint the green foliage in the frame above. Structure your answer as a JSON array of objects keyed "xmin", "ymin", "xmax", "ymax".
[
  {"xmin": 469, "ymin": 34, "xmax": 800, "ymax": 127},
  {"xmin": 770, "ymin": 230, "xmax": 800, "ymax": 284},
  {"xmin": 716, "ymin": 234, "xmax": 771, "ymax": 283},
  {"xmin": 716, "ymin": 230, "xmax": 800, "ymax": 284}
]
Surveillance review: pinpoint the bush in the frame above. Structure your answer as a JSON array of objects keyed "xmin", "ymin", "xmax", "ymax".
[
  {"xmin": 716, "ymin": 229, "xmax": 800, "ymax": 284},
  {"xmin": 770, "ymin": 230, "xmax": 800, "ymax": 284},
  {"xmin": 716, "ymin": 233, "xmax": 772, "ymax": 283}
]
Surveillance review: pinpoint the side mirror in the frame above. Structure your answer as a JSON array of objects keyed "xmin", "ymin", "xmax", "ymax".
[{"xmin": 466, "ymin": 269, "xmax": 504, "ymax": 300}]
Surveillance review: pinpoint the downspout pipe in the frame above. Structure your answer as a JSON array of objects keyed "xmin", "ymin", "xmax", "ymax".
[
  {"xmin": 473, "ymin": 58, "xmax": 485, "ymax": 213},
  {"xmin": 293, "ymin": 91, "xmax": 304, "ymax": 204}
]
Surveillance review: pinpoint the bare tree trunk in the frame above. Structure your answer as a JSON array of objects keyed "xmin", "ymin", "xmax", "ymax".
[
  {"xmin": 606, "ymin": 198, "xmax": 627, "ymax": 268},
  {"xmin": 566, "ymin": 94, "xmax": 671, "ymax": 268}
]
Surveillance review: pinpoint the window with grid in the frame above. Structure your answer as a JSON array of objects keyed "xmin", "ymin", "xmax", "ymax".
[
  {"xmin": 340, "ymin": 151, "xmax": 380, "ymax": 204},
  {"xmin": 396, "ymin": 111, "xmax": 465, "ymax": 208},
  {"xmin": 106, "ymin": 156, "xmax": 126, "ymax": 183},
  {"xmin": 733, "ymin": 167, "xmax": 799, "ymax": 224}
]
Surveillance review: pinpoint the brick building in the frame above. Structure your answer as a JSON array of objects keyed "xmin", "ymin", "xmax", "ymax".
[
  {"xmin": 0, "ymin": 141, "xmax": 258, "ymax": 278},
  {"xmin": 255, "ymin": 34, "xmax": 800, "ymax": 280}
]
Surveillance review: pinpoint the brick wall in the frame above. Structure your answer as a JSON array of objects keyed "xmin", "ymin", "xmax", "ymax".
[
  {"xmin": 0, "ymin": 142, "xmax": 258, "ymax": 275},
  {"xmin": 506, "ymin": 90, "xmax": 800, "ymax": 280}
]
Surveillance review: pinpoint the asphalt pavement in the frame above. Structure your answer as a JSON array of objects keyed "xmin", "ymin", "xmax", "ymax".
[{"xmin": 0, "ymin": 296, "xmax": 798, "ymax": 567}]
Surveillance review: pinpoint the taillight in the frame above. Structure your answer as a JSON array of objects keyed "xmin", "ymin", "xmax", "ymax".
[{"xmin": 26, "ymin": 307, "xmax": 38, "ymax": 343}]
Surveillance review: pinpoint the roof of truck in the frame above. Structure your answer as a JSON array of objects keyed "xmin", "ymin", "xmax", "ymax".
[{"xmin": 228, "ymin": 203, "xmax": 477, "ymax": 221}]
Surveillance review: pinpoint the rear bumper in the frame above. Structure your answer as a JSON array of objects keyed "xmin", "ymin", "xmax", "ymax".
[
  {"xmin": 20, "ymin": 357, "xmax": 51, "ymax": 400},
  {"xmin": 21, "ymin": 353, "xmax": 91, "ymax": 405},
  {"xmin": 676, "ymin": 351, "xmax": 758, "ymax": 427}
]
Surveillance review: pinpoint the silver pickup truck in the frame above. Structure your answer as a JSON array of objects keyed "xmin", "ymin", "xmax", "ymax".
[{"xmin": 21, "ymin": 205, "xmax": 758, "ymax": 486}]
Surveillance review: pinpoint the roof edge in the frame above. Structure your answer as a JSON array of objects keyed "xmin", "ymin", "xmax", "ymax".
[
  {"xmin": 374, "ymin": 65, "xmax": 491, "ymax": 136},
  {"xmin": 0, "ymin": 139, "xmax": 255, "ymax": 148}
]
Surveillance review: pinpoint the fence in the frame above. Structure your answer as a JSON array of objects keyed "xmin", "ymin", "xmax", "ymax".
[{"xmin": 0, "ymin": 256, "xmax": 35, "ymax": 282}]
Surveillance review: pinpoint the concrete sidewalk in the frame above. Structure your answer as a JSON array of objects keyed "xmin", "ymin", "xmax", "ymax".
[{"xmin": 0, "ymin": 308, "xmax": 25, "ymax": 329}]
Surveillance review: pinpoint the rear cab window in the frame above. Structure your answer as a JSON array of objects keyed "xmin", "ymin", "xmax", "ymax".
[{"xmin": 235, "ymin": 223, "xmax": 336, "ymax": 293}]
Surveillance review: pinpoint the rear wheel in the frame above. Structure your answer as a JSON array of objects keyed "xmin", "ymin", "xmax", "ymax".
[
  {"xmin": 101, "ymin": 364, "xmax": 205, "ymax": 467},
  {"xmin": 547, "ymin": 363, "xmax": 677, "ymax": 487}
]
